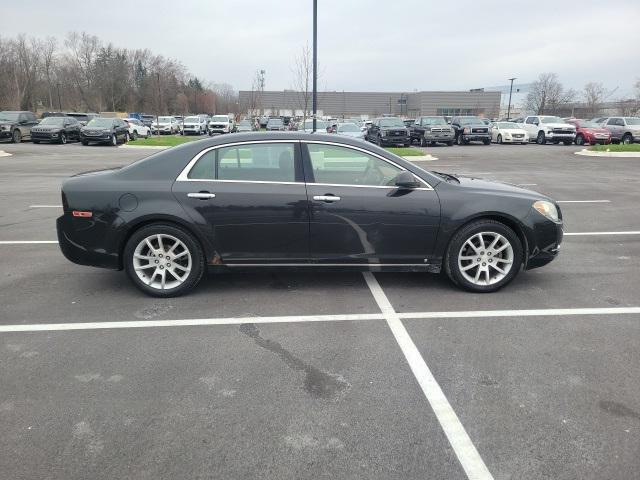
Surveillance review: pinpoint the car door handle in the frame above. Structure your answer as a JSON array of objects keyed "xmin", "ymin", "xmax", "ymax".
[
  {"xmin": 313, "ymin": 195, "xmax": 341, "ymax": 202},
  {"xmin": 187, "ymin": 192, "xmax": 216, "ymax": 199}
]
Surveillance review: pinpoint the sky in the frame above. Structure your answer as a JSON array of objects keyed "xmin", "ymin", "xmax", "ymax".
[{"xmin": 4, "ymin": 0, "xmax": 640, "ymax": 97}]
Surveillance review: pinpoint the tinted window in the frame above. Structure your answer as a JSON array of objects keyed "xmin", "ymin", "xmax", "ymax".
[
  {"xmin": 217, "ymin": 143, "xmax": 296, "ymax": 182},
  {"xmin": 607, "ymin": 118, "xmax": 618, "ymax": 126},
  {"xmin": 307, "ymin": 144, "xmax": 401, "ymax": 187},
  {"xmin": 188, "ymin": 151, "xmax": 216, "ymax": 179},
  {"xmin": 526, "ymin": 117, "xmax": 538, "ymax": 124}
]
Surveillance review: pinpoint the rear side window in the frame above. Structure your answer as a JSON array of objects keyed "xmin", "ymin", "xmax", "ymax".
[{"xmin": 187, "ymin": 143, "xmax": 297, "ymax": 182}]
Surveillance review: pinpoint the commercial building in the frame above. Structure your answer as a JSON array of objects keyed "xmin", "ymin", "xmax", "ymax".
[{"xmin": 239, "ymin": 89, "xmax": 501, "ymax": 119}]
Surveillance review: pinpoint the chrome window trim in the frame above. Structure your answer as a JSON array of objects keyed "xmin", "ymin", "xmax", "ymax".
[
  {"xmin": 303, "ymin": 140, "xmax": 433, "ymax": 190},
  {"xmin": 176, "ymin": 140, "xmax": 303, "ymax": 182},
  {"xmin": 307, "ymin": 182, "xmax": 433, "ymax": 191}
]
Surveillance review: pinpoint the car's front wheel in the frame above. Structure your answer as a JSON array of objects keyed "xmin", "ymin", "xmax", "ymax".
[
  {"xmin": 110, "ymin": 134, "xmax": 117, "ymax": 146},
  {"xmin": 536, "ymin": 131, "xmax": 546, "ymax": 145},
  {"xmin": 445, "ymin": 220, "xmax": 523, "ymax": 293},
  {"xmin": 622, "ymin": 133, "xmax": 633, "ymax": 145},
  {"xmin": 124, "ymin": 224, "xmax": 205, "ymax": 297},
  {"xmin": 12, "ymin": 129, "xmax": 21, "ymax": 143}
]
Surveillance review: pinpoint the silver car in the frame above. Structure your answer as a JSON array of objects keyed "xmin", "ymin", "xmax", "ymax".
[
  {"xmin": 602, "ymin": 117, "xmax": 640, "ymax": 144},
  {"xmin": 335, "ymin": 122, "xmax": 365, "ymax": 140}
]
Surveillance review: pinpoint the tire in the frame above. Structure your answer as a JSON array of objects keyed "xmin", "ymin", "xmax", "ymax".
[
  {"xmin": 536, "ymin": 131, "xmax": 546, "ymax": 145},
  {"xmin": 124, "ymin": 223, "xmax": 205, "ymax": 297},
  {"xmin": 124, "ymin": 132, "xmax": 130, "ymax": 143},
  {"xmin": 575, "ymin": 134, "xmax": 584, "ymax": 146},
  {"xmin": 376, "ymin": 135, "xmax": 383, "ymax": 146},
  {"xmin": 446, "ymin": 141, "xmax": 454, "ymax": 146},
  {"xmin": 59, "ymin": 133, "xmax": 67, "ymax": 144},
  {"xmin": 456, "ymin": 134, "xmax": 464, "ymax": 145},
  {"xmin": 419, "ymin": 136, "xmax": 427, "ymax": 147},
  {"xmin": 82, "ymin": 140, "xmax": 89, "ymax": 146},
  {"xmin": 497, "ymin": 134, "xmax": 503, "ymax": 144},
  {"xmin": 131, "ymin": 130, "xmax": 138, "ymax": 141},
  {"xmin": 11, "ymin": 129, "xmax": 21, "ymax": 143},
  {"xmin": 563, "ymin": 140, "xmax": 572, "ymax": 146},
  {"xmin": 622, "ymin": 133, "xmax": 633, "ymax": 145},
  {"xmin": 483, "ymin": 138, "xmax": 491, "ymax": 145},
  {"xmin": 444, "ymin": 219, "xmax": 523, "ymax": 293},
  {"xmin": 110, "ymin": 134, "xmax": 117, "ymax": 146}
]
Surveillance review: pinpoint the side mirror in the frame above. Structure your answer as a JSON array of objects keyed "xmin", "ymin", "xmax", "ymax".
[{"xmin": 395, "ymin": 171, "xmax": 420, "ymax": 189}]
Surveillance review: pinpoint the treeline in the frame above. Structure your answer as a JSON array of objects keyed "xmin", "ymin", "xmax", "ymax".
[{"xmin": 0, "ymin": 32, "xmax": 239, "ymax": 115}]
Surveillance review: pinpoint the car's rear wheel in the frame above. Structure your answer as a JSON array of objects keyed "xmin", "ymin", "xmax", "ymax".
[
  {"xmin": 124, "ymin": 224, "xmax": 205, "ymax": 297},
  {"xmin": 622, "ymin": 133, "xmax": 633, "ymax": 145},
  {"xmin": 575, "ymin": 134, "xmax": 584, "ymax": 145},
  {"xmin": 563, "ymin": 140, "xmax": 572, "ymax": 145},
  {"xmin": 131, "ymin": 130, "xmax": 138, "ymax": 141},
  {"xmin": 445, "ymin": 220, "xmax": 523, "ymax": 293},
  {"xmin": 497, "ymin": 134, "xmax": 502, "ymax": 144},
  {"xmin": 12, "ymin": 129, "xmax": 21, "ymax": 143}
]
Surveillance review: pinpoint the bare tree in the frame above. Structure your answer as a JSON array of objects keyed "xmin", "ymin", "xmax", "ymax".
[
  {"xmin": 525, "ymin": 72, "xmax": 575, "ymax": 115},
  {"xmin": 65, "ymin": 32, "xmax": 101, "ymax": 111},
  {"xmin": 291, "ymin": 44, "xmax": 313, "ymax": 122},
  {"xmin": 41, "ymin": 37, "xmax": 57, "ymax": 109},
  {"xmin": 583, "ymin": 82, "xmax": 608, "ymax": 117}
]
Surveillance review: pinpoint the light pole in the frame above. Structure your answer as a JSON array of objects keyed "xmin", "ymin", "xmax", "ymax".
[
  {"xmin": 56, "ymin": 83, "xmax": 62, "ymax": 110},
  {"xmin": 312, "ymin": 0, "xmax": 317, "ymax": 132},
  {"xmin": 507, "ymin": 77, "xmax": 516, "ymax": 120}
]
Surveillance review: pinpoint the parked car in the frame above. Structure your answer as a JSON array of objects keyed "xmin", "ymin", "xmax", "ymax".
[
  {"xmin": 0, "ymin": 110, "xmax": 39, "ymax": 143},
  {"xmin": 236, "ymin": 119, "xmax": 255, "ymax": 132},
  {"xmin": 490, "ymin": 122, "xmax": 529, "ymax": 144},
  {"xmin": 123, "ymin": 118, "xmax": 151, "ymax": 140},
  {"xmin": 152, "ymin": 116, "xmax": 180, "ymax": 135},
  {"xmin": 198, "ymin": 114, "xmax": 210, "ymax": 134},
  {"xmin": 521, "ymin": 116, "xmax": 576, "ymax": 145},
  {"xmin": 266, "ymin": 118, "xmax": 286, "ymax": 131},
  {"xmin": 31, "ymin": 116, "xmax": 81, "ymax": 144},
  {"xmin": 301, "ymin": 119, "xmax": 330, "ymax": 133},
  {"xmin": 65, "ymin": 112, "xmax": 98, "ymax": 126},
  {"xmin": 410, "ymin": 116, "xmax": 455, "ymax": 146},
  {"xmin": 335, "ymin": 122, "xmax": 365, "ymax": 140},
  {"xmin": 451, "ymin": 116, "xmax": 491, "ymax": 145},
  {"xmin": 602, "ymin": 117, "xmax": 640, "ymax": 144},
  {"xmin": 80, "ymin": 117, "xmax": 130, "ymax": 146},
  {"xmin": 209, "ymin": 114, "xmax": 235, "ymax": 135},
  {"xmin": 182, "ymin": 116, "xmax": 207, "ymax": 135},
  {"xmin": 141, "ymin": 114, "xmax": 155, "ymax": 128},
  {"xmin": 365, "ymin": 117, "xmax": 411, "ymax": 147},
  {"xmin": 259, "ymin": 116, "xmax": 269, "ymax": 128},
  {"xmin": 565, "ymin": 119, "xmax": 611, "ymax": 145},
  {"xmin": 41, "ymin": 111, "xmax": 67, "ymax": 119},
  {"xmin": 56, "ymin": 132, "xmax": 563, "ymax": 297}
]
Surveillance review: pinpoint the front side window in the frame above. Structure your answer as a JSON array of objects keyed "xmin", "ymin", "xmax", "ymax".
[
  {"xmin": 188, "ymin": 143, "xmax": 297, "ymax": 182},
  {"xmin": 306, "ymin": 144, "xmax": 402, "ymax": 187}
]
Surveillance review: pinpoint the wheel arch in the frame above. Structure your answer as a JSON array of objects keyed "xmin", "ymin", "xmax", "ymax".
[{"xmin": 117, "ymin": 215, "xmax": 214, "ymax": 270}]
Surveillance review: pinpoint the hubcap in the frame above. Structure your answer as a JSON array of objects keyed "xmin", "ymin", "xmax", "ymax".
[
  {"xmin": 458, "ymin": 232, "xmax": 514, "ymax": 286},
  {"xmin": 133, "ymin": 234, "xmax": 192, "ymax": 290}
]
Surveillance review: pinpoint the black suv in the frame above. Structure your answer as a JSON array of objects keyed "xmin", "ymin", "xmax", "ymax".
[
  {"xmin": 80, "ymin": 117, "xmax": 130, "ymax": 146},
  {"xmin": 451, "ymin": 116, "xmax": 491, "ymax": 145},
  {"xmin": 31, "ymin": 116, "xmax": 81, "ymax": 144},
  {"xmin": 0, "ymin": 111, "xmax": 39, "ymax": 143},
  {"xmin": 366, "ymin": 117, "xmax": 411, "ymax": 147}
]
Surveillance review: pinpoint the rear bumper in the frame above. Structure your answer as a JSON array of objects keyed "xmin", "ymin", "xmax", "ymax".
[{"xmin": 56, "ymin": 215, "xmax": 121, "ymax": 270}]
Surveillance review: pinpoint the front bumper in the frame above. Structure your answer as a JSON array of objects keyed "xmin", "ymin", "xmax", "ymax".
[
  {"xmin": 547, "ymin": 133, "xmax": 575, "ymax": 142},
  {"xmin": 0, "ymin": 130, "xmax": 13, "ymax": 139},
  {"xmin": 501, "ymin": 135, "xmax": 528, "ymax": 143},
  {"xmin": 525, "ymin": 217, "xmax": 563, "ymax": 270},
  {"xmin": 31, "ymin": 131, "xmax": 60, "ymax": 141},
  {"xmin": 381, "ymin": 135, "xmax": 409, "ymax": 144},
  {"xmin": 81, "ymin": 132, "xmax": 111, "ymax": 143},
  {"xmin": 462, "ymin": 134, "xmax": 491, "ymax": 142}
]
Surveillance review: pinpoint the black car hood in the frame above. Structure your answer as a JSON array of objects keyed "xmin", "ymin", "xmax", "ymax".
[{"xmin": 451, "ymin": 175, "xmax": 550, "ymax": 200}]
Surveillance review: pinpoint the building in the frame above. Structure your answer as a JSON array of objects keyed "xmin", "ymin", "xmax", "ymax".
[{"xmin": 239, "ymin": 89, "xmax": 501, "ymax": 119}]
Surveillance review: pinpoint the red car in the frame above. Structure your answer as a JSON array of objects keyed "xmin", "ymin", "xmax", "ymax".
[{"xmin": 567, "ymin": 119, "xmax": 611, "ymax": 145}]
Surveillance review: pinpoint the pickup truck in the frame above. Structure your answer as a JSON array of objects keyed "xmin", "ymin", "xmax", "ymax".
[
  {"xmin": 365, "ymin": 117, "xmax": 411, "ymax": 147},
  {"xmin": 521, "ymin": 115, "xmax": 576, "ymax": 145},
  {"xmin": 410, "ymin": 116, "xmax": 455, "ymax": 146},
  {"xmin": 451, "ymin": 116, "xmax": 491, "ymax": 145}
]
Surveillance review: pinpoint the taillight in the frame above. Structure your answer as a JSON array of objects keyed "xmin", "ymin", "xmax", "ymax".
[{"xmin": 72, "ymin": 211, "xmax": 92, "ymax": 218}]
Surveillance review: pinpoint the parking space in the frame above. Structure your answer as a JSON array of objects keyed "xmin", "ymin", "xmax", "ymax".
[{"xmin": 1, "ymin": 142, "xmax": 639, "ymax": 479}]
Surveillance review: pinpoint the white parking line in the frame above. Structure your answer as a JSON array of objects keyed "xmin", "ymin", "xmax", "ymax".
[
  {"xmin": 564, "ymin": 231, "xmax": 640, "ymax": 236},
  {"xmin": 363, "ymin": 272, "xmax": 493, "ymax": 480},
  {"xmin": 0, "ymin": 241, "xmax": 58, "ymax": 244},
  {"xmin": 28, "ymin": 205, "xmax": 61, "ymax": 208},
  {"xmin": 517, "ymin": 183, "xmax": 537, "ymax": 186},
  {"xmin": 557, "ymin": 200, "xmax": 610, "ymax": 204},
  {"xmin": 399, "ymin": 306, "xmax": 640, "ymax": 319}
]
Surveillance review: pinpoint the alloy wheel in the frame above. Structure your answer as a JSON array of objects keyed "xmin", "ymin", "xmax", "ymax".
[
  {"xmin": 60, "ymin": 133, "xmax": 67, "ymax": 144},
  {"xmin": 457, "ymin": 232, "xmax": 514, "ymax": 286},
  {"xmin": 132, "ymin": 234, "xmax": 192, "ymax": 290}
]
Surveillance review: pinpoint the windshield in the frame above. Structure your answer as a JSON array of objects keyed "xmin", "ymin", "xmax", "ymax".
[
  {"xmin": 497, "ymin": 122, "xmax": 520, "ymax": 129},
  {"xmin": 539, "ymin": 116, "xmax": 564, "ymax": 124},
  {"xmin": 304, "ymin": 120, "xmax": 329, "ymax": 130},
  {"xmin": 378, "ymin": 118, "xmax": 405, "ymax": 127},
  {"xmin": 458, "ymin": 117, "xmax": 481, "ymax": 125},
  {"xmin": 421, "ymin": 117, "xmax": 446, "ymax": 126},
  {"xmin": 0, "ymin": 112, "xmax": 20, "ymax": 122},
  {"xmin": 158, "ymin": 116, "xmax": 173, "ymax": 123},
  {"xmin": 624, "ymin": 118, "xmax": 640, "ymax": 125},
  {"xmin": 86, "ymin": 118, "xmax": 113, "ymax": 128},
  {"xmin": 338, "ymin": 123, "xmax": 360, "ymax": 132},
  {"xmin": 39, "ymin": 117, "xmax": 66, "ymax": 126},
  {"xmin": 267, "ymin": 119, "xmax": 283, "ymax": 125},
  {"xmin": 238, "ymin": 120, "xmax": 251, "ymax": 126},
  {"xmin": 577, "ymin": 121, "xmax": 599, "ymax": 128},
  {"xmin": 211, "ymin": 116, "xmax": 229, "ymax": 122},
  {"xmin": 184, "ymin": 116, "xmax": 200, "ymax": 123}
]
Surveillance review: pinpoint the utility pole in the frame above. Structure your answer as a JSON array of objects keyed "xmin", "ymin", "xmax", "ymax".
[
  {"xmin": 56, "ymin": 83, "xmax": 62, "ymax": 110},
  {"xmin": 507, "ymin": 77, "xmax": 516, "ymax": 120},
  {"xmin": 259, "ymin": 69, "xmax": 265, "ymax": 116},
  {"xmin": 312, "ymin": 0, "xmax": 318, "ymax": 132}
]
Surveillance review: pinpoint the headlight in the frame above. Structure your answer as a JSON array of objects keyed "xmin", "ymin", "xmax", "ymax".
[
  {"xmin": 424, "ymin": 128, "xmax": 431, "ymax": 133},
  {"xmin": 533, "ymin": 200, "xmax": 559, "ymax": 222},
  {"xmin": 463, "ymin": 127, "xmax": 470, "ymax": 134},
  {"xmin": 381, "ymin": 130, "xmax": 387, "ymax": 136},
  {"xmin": 102, "ymin": 129, "xmax": 111, "ymax": 134},
  {"xmin": 0, "ymin": 125, "xmax": 9, "ymax": 131}
]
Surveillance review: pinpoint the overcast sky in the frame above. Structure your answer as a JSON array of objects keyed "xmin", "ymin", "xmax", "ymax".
[{"xmin": 4, "ymin": 0, "xmax": 639, "ymax": 96}]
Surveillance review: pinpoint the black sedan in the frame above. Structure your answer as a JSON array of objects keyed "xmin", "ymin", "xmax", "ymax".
[
  {"xmin": 31, "ymin": 116, "xmax": 81, "ymax": 144},
  {"xmin": 80, "ymin": 117, "xmax": 130, "ymax": 146},
  {"xmin": 57, "ymin": 132, "xmax": 563, "ymax": 297}
]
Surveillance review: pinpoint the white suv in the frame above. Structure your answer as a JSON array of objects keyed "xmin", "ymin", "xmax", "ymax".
[
  {"xmin": 182, "ymin": 116, "xmax": 207, "ymax": 135},
  {"xmin": 208, "ymin": 114, "xmax": 235, "ymax": 135},
  {"xmin": 522, "ymin": 116, "xmax": 576, "ymax": 145}
]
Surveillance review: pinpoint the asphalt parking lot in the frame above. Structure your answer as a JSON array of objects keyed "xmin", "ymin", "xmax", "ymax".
[{"xmin": 1, "ymin": 141, "xmax": 639, "ymax": 480}]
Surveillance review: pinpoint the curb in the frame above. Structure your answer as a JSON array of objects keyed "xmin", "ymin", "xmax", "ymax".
[
  {"xmin": 575, "ymin": 149, "xmax": 640, "ymax": 158},
  {"xmin": 403, "ymin": 155, "xmax": 439, "ymax": 161},
  {"xmin": 119, "ymin": 145, "xmax": 170, "ymax": 150},
  {"xmin": 0, "ymin": 150, "xmax": 12, "ymax": 157}
]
